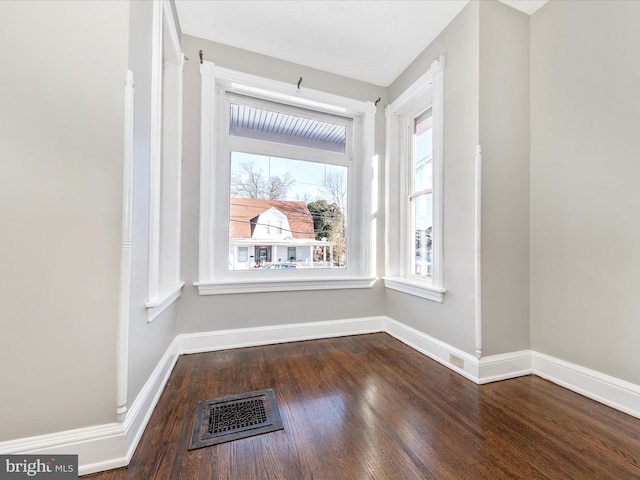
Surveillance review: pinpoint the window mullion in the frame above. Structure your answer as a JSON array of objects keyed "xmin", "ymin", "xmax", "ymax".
[
  {"xmin": 228, "ymin": 135, "xmax": 349, "ymax": 167},
  {"xmin": 398, "ymin": 117, "xmax": 411, "ymax": 278}
]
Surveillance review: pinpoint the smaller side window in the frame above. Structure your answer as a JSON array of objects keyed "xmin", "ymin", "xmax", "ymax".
[
  {"xmin": 411, "ymin": 108, "xmax": 433, "ymax": 278},
  {"xmin": 384, "ymin": 57, "xmax": 445, "ymax": 303}
]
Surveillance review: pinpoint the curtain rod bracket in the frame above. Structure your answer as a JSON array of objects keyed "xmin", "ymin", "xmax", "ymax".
[
  {"xmin": 199, "ymin": 50, "xmax": 203, "ymax": 64},
  {"xmin": 297, "ymin": 77, "xmax": 303, "ymax": 91},
  {"xmin": 374, "ymin": 98, "xmax": 381, "ymax": 106}
]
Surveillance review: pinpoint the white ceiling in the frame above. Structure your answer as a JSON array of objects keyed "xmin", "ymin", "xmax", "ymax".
[{"xmin": 175, "ymin": 0, "xmax": 547, "ymax": 87}]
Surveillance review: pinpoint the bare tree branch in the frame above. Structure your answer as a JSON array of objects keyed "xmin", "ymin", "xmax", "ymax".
[
  {"xmin": 231, "ymin": 163, "xmax": 294, "ymax": 200},
  {"xmin": 267, "ymin": 172, "xmax": 294, "ymax": 200},
  {"xmin": 324, "ymin": 169, "xmax": 347, "ymax": 213}
]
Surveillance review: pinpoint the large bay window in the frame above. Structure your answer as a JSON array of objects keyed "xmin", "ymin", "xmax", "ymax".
[
  {"xmin": 384, "ymin": 56, "xmax": 445, "ymax": 302},
  {"xmin": 196, "ymin": 63, "xmax": 376, "ymax": 295}
]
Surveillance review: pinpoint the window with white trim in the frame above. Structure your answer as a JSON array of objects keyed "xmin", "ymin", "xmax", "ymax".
[
  {"xmin": 196, "ymin": 63, "xmax": 376, "ymax": 295},
  {"xmin": 384, "ymin": 56, "xmax": 445, "ymax": 302}
]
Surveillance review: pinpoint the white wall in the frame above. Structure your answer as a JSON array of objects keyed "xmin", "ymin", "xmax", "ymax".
[
  {"xmin": 385, "ymin": 1, "xmax": 480, "ymax": 355},
  {"xmin": 0, "ymin": 0, "xmax": 129, "ymax": 440},
  {"xmin": 530, "ymin": 0, "xmax": 640, "ymax": 385},
  {"xmin": 478, "ymin": 1, "xmax": 531, "ymax": 355},
  {"xmin": 178, "ymin": 34, "xmax": 387, "ymax": 333}
]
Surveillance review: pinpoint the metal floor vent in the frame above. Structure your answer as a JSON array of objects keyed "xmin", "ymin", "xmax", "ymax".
[{"xmin": 189, "ymin": 389, "xmax": 284, "ymax": 450}]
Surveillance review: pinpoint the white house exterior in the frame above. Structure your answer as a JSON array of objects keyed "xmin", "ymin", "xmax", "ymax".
[{"xmin": 229, "ymin": 198, "xmax": 335, "ymax": 270}]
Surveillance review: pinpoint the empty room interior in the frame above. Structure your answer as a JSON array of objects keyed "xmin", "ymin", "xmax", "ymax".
[{"xmin": 1, "ymin": 0, "xmax": 640, "ymax": 478}]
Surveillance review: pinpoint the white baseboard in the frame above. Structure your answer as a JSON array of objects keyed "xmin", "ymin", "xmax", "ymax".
[
  {"xmin": 178, "ymin": 316, "xmax": 387, "ymax": 354},
  {"xmin": 0, "ymin": 338, "xmax": 182, "ymax": 477},
  {"xmin": 123, "ymin": 336, "xmax": 181, "ymax": 462},
  {"xmin": 384, "ymin": 317, "xmax": 481, "ymax": 382},
  {"xmin": 478, "ymin": 350, "xmax": 533, "ymax": 384},
  {"xmin": 3, "ymin": 315, "xmax": 639, "ymax": 477},
  {"xmin": 383, "ymin": 320, "xmax": 531, "ymax": 385},
  {"xmin": 533, "ymin": 352, "xmax": 640, "ymax": 420},
  {"xmin": 0, "ymin": 423, "xmax": 127, "ymax": 476}
]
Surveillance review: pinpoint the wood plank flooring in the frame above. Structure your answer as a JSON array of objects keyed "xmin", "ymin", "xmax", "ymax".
[{"xmin": 87, "ymin": 333, "xmax": 640, "ymax": 479}]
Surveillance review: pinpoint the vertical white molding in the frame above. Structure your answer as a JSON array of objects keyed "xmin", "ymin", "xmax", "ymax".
[
  {"xmin": 399, "ymin": 117, "xmax": 410, "ymax": 276},
  {"xmin": 161, "ymin": 0, "xmax": 181, "ymax": 64},
  {"xmin": 370, "ymin": 150, "xmax": 379, "ymax": 277},
  {"xmin": 361, "ymin": 103, "xmax": 376, "ymax": 277},
  {"xmin": 160, "ymin": 0, "xmax": 183, "ymax": 289},
  {"xmin": 145, "ymin": 1, "xmax": 185, "ymax": 321},
  {"xmin": 383, "ymin": 106, "xmax": 393, "ymax": 277},
  {"xmin": 197, "ymin": 62, "xmax": 217, "ymax": 283},
  {"xmin": 173, "ymin": 53, "xmax": 184, "ymax": 282},
  {"xmin": 474, "ymin": 145, "xmax": 482, "ymax": 359},
  {"xmin": 117, "ymin": 70, "xmax": 135, "ymax": 421},
  {"xmin": 431, "ymin": 56, "xmax": 445, "ymax": 289},
  {"xmin": 147, "ymin": 0, "xmax": 162, "ymax": 305}
]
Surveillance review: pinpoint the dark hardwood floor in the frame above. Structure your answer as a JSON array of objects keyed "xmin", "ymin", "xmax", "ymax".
[{"xmin": 87, "ymin": 333, "xmax": 640, "ymax": 479}]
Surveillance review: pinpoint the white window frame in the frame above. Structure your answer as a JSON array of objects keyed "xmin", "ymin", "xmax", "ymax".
[
  {"xmin": 384, "ymin": 56, "xmax": 445, "ymax": 302},
  {"xmin": 196, "ymin": 62, "xmax": 376, "ymax": 295},
  {"xmin": 146, "ymin": 0, "xmax": 185, "ymax": 321}
]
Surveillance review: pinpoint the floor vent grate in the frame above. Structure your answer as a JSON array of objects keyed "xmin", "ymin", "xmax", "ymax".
[{"xmin": 189, "ymin": 389, "xmax": 283, "ymax": 450}]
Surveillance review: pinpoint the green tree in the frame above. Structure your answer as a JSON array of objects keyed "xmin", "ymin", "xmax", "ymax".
[{"xmin": 307, "ymin": 200, "xmax": 345, "ymax": 265}]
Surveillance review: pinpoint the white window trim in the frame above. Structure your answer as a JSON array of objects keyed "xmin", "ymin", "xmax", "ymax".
[
  {"xmin": 196, "ymin": 62, "xmax": 377, "ymax": 295},
  {"xmin": 146, "ymin": 0, "xmax": 185, "ymax": 321},
  {"xmin": 383, "ymin": 56, "xmax": 445, "ymax": 302}
]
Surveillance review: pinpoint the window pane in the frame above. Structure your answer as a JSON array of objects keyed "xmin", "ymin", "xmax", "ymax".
[
  {"xmin": 414, "ymin": 110, "xmax": 433, "ymax": 193},
  {"xmin": 228, "ymin": 152, "xmax": 348, "ymax": 270},
  {"xmin": 230, "ymin": 102, "xmax": 347, "ymax": 153},
  {"xmin": 413, "ymin": 192, "xmax": 432, "ymax": 276}
]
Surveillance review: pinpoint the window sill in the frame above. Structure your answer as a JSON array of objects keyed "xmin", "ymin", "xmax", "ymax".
[
  {"xmin": 146, "ymin": 282, "xmax": 185, "ymax": 322},
  {"xmin": 383, "ymin": 276, "xmax": 446, "ymax": 303},
  {"xmin": 195, "ymin": 277, "xmax": 377, "ymax": 295}
]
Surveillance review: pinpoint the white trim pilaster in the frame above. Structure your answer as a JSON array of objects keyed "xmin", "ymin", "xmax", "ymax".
[
  {"xmin": 474, "ymin": 145, "xmax": 482, "ymax": 359},
  {"xmin": 116, "ymin": 70, "xmax": 135, "ymax": 421}
]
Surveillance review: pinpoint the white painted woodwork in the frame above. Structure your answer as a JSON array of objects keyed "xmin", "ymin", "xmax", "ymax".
[
  {"xmin": 116, "ymin": 70, "xmax": 135, "ymax": 421},
  {"xmin": 147, "ymin": 0, "xmax": 184, "ymax": 321},
  {"xmin": 475, "ymin": 145, "xmax": 482, "ymax": 359}
]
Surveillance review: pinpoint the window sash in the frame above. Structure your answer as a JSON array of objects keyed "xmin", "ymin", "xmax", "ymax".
[
  {"xmin": 409, "ymin": 192, "xmax": 433, "ymax": 277},
  {"xmin": 224, "ymin": 95, "xmax": 352, "ymax": 273},
  {"xmin": 409, "ymin": 106, "xmax": 434, "ymax": 278},
  {"xmin": 227, "ymin": 94, "xmax": 352, "ymax": 165}
]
